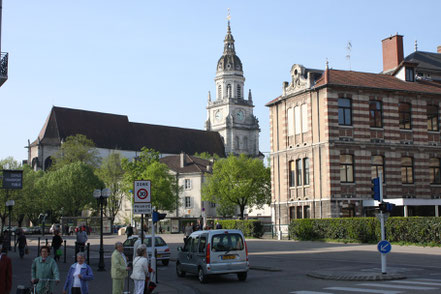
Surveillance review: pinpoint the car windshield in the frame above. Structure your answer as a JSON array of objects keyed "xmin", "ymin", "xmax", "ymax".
[
  {"xmin": 143, "ymin": 237, "xmax": 166, "ymax": 247},
  {"xmin": 211, "ymin": 233, "xmax": 244, "ymax": 252}
]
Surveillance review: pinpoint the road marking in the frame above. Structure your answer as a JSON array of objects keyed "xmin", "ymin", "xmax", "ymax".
[
  {"xmin": 358, "ymin": 282, "xmax": 437, "ymax": 290},
  {"xmin": 325, "ymin": 287, "xmax": 401, "ymax": 294},
  {"xmin": 390, "ymin": 280, "xmax": 441, "ymax": 286},
  {"xmin": 290, "ymin": 291, "xmax": 333, "ymax": 294},
  {"xmin": 414, "ymin": 278, "xmax": 441, "ymax": 282}
]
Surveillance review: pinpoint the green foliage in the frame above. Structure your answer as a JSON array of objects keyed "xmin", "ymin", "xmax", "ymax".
[
  {"xmin": 217, "ymin": 219, "xmax": 264, "ymax": 238},
  {"xmin": 41, "ymin": 162, "xmax": 104, "ymax": 216},
  {"xmin": 202, "ymin": 154, "xmax": 271, "ymax": 219},
  {"xmin": 96, "ymin": 152, "xmax": 125, "ymax": 223},
  {"xmin": 193, "ymin": 152, "xmax": 221, "ymax": 161},
  {"xmin": 52, "ymin": 134, "xmax": 100, "ymax": 169},
  {"xmin": 122, "ymin": 148, "xmax": 178, "ymax": 211},
  {"xmin": 288, "ymin": 217, "xmax": 441, "ymax": 245}
]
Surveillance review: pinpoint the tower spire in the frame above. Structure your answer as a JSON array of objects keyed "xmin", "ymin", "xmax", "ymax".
[{"xmin": 223, "ymin": 8, "xmax": 235, "ymax": 55}]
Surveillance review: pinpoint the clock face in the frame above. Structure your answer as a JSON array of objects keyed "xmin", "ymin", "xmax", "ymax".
[
  {"xmin": 236, "ymin": 109, "xmax": 245, "ymax": 122},
  {"xmin": 214, "ymin": 110, "xmax": 222, "ymax": 122}
]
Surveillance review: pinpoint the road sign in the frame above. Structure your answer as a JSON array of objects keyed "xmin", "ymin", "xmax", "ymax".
[
  {"xmin": 134, "ymin": 203, "xmax": 151, "ymax": 214},
  {"xmin": 1, "ymin": 170, "xmax": 23, "ymax": 189},
  {"xmin": 134, "ymin": 180, "xmax": 151, "ymax": 203},
  {"xmin": 377, "ymin": 240, "xmax": 392, "ymax": 254}
]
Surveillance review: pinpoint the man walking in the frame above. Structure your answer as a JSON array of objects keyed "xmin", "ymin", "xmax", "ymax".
[
  {"xmin": 76, "ymin": 226, "xmax": 88, "ymax": 255},
  {"xmin": 126, "ymin": 224, "xmax": 134, "ymax": 239}
]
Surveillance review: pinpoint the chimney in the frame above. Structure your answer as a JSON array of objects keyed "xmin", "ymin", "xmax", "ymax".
[
  {"xmin": 437, "ymin": 46, "xmax": 441, "ymax": 54},
  {"xmin": 180, "ymin": 152, "xmax": 186, "ymax": 168},
  {"xmin": 382, "ymin": 34, "xmax": 404, "ymax": 73}
]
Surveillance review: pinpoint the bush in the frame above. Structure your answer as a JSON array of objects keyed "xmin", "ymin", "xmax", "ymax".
[
  {"xmin": 217, "ymin": 220, "xmax": 264, "ymax": 238},
  {"xmin": 288, "ymin": 217, "xmax": 441, "ymax": 245}
]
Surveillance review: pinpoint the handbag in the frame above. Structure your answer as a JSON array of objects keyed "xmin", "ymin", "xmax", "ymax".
[
  {"xmin": 144, "ymin": 277, "xmax": 156, "ymax": 294},
  {"xmin": 56, "ymin": 248, "xmax": 63, "ymax": 256}
]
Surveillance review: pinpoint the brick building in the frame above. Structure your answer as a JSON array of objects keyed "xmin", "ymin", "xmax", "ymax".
[{"xmin": 266, "ymin": 35, "xmax": 441, "ymax": 231}]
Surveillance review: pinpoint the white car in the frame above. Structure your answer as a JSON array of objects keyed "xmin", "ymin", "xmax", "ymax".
[{"xmin": 123, "ymin": 235, "xmax": 171, "ymax": 265}]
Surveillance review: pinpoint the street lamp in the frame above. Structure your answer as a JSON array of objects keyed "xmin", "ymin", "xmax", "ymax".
[
  {"xmin": 93, "ymin": 188, "xmax": 111, "ymax": 271},
  {"xmin": 5, "ymin": 200, "xmax": 15, "ymax": 251}
]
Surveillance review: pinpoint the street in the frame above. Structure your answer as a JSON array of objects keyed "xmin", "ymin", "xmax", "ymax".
[{"xmin": 10, "ymin": 234, "xmax": 441, "ymax": 294}]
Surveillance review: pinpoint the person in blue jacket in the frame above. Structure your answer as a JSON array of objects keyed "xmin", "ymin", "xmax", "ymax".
[{"xmin": 62, "ymin": 252, "xmax": 94, "ymax": 294}]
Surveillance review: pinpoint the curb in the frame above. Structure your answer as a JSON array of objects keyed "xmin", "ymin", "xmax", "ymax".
[{"xmin": 307, "ymin": 271, "xmax": 406, "ymax": 281}]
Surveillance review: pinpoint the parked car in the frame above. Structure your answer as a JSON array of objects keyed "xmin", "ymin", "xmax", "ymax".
[
  {"xmin": 20, "ymin": 227, "xmax": 31, "ymax": 234},
  {"xmin": 176, "ymin": 229, "xmax": 249, "ymax": 283},
  {"xmin": 49, "ymin": 223, "xmax": 61, "ymax": 233},
  {"xmin": 2, "ymin": 226, "xmax": 18, "ymax": 235},
  {"xmin": 123, "ymin": 235, "xmax": 170, "ymax": 265}
]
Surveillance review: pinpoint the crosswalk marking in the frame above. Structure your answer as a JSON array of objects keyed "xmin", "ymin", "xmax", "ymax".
[
  {"xmin": 390, "ymin": 280, "xmax": 441, "ymax": 286},
  {"xmin": 290, "ymin": 291, "xmax": 333, "ymax": 294},
  {"xmin": 324, "ymin": 287, "xmax": 401, "ymax": 294},
  {"xmin": 358, "ymin": 282, "xmax": 437, "ymax": 290}
]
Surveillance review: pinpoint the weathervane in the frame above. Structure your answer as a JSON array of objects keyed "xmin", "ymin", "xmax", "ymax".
[
  {"xmin": 346, "ymin": 41, "xmax": 352, "ymax": 71},
  {"xmin": 227, "ymin": 8, "xmax": 231, "ymax": 24}
]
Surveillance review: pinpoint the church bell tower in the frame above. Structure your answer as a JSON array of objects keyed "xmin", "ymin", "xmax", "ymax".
[{"xmin": 205, "ymin": 15, "xmax": 260, "ymax": 156}]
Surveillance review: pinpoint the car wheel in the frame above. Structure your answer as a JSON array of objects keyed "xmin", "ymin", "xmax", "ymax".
[
  {"xmin": 162, "ymin": 259, "xmax": 169, "ymax": 266},
  {"xmin": 237, "ymin": 272, "xmax": 247, "ymax": 281},
  {"xmin": 176, "ymin": 262, "xmax": 185, "ymax": 277},
  {"xmin": 198, "ymin": 267, "xmax": 207, "ymax": 283}
]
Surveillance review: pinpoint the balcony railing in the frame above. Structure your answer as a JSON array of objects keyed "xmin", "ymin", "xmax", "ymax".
[{"xmin": 0, "ymin": 52, "xmax": 9, "ymax": 86}]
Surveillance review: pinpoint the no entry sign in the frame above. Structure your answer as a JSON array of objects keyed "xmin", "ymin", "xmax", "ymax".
[{"xmin": 134, "ymin": 180, "xmax": 151, "ymax": 203}]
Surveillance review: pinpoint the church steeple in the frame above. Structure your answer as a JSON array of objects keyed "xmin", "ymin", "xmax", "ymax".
[{"xmin": 223, "ymin": 20, "xmax": 236, "ymax": 55}]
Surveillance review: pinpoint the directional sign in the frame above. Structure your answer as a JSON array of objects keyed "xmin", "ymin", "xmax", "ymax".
[
  {"xmin": 134, "ymin": 203, "xmax": 151, "ymax": 215},
  {"xmin": 377, "ymin": 240, "xmax": 392, "ymax": 254},
  {"xmin": 1, "ymin": 170, "xmax": 23, "ymax": 189},
  {"xmin": 134, "ymin": 180, "xmax": 151, "ymax": 203}
]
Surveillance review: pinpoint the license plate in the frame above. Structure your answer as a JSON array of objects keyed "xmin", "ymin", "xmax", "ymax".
[{"xmin": 222, "ymin": 255, "xmax": 235, "ymax": 260}]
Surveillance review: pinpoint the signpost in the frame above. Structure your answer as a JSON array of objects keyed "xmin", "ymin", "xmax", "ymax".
[
  {"xmin": 1, "ymin": 170, "xmax": 23, "ymax": 189},
  {"xmin": 133, "ymin": 180, "xmax": 151, "ymax": 244},
  {"xmin": 377, "ymin": 240, "xmax": 392, "ymax": 254}
]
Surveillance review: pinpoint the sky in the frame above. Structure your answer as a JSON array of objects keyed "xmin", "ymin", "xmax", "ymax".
[{"xmin": 1, "ymin": 0, "xmax": 441, "ymax": 162}]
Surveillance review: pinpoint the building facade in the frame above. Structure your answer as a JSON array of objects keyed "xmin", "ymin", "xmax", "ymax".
[
  {"xmin": 0, "ymin": 0, "xmax": 9, "ymax": 87},
  {"xmin": 205, "ymin": 21, "xmax": 260, "ymax": 156},
  {"xmin": 267, "ymin": 35, "xmax": 441, "ymax": 232}
]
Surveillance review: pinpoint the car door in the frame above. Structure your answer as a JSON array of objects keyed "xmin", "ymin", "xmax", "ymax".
[
  {"xmin": 180, "ymin": 236, "xmax": 193, "ymax": 272},
  {"xmin": 188, "ymin": 236, "xmax": 200, "ymax": 274}
]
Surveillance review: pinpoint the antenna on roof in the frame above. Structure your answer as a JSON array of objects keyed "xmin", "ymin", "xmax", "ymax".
[
  {"xmin": 346, "ymin": 41, "xmax": 352, "ymax": 71},
  {"xmin": 415, "ymin": 40, "xmax": 418, "ymax": 51}
]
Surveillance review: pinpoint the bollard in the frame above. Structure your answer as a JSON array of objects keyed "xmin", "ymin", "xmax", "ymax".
[
  {"xmin": 86, "ymin": 242, "xmax": 90, "ymax": 264},
  {"xmin": 37, "ymin": 237, "xmax": 41, "ymax": 256},
  {"xmin": 64, "ymin": 240, "xmax": 67, "ymax": 263}
]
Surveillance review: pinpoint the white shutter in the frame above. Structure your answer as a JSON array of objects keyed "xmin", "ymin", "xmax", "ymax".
[
  {"xmin": 287, "ymin": 108, "xmax": 293, "ymax": 136},
  {"xmin": 302, "ymin": 104, "xmax": 308, "ymax": 132},
  {"xmin": 295, "ymin": 106, "xmax": 301, "ymax": 134}
]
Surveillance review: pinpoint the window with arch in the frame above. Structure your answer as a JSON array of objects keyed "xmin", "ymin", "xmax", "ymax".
[
  {"xmin": 243, "ymin": 136, "xmax": 248, "ymax": 150},
  {"xmin": 234, "ymin": 136, "xmax": 239, "ymax": 150},
  {"xmin": 237, "ymin": 85, "xmax": 241, "ymax": 98},
  {"xmin": 227, "ymin": 84, "xmax": 232, "ymax": 98},
  {"xmin": 218, "ymin": 85, "xmax": 222, "ymax": 99},
  {"xmin": 401, "ymin": 156, "xmax": 414, "ymax": 184}
]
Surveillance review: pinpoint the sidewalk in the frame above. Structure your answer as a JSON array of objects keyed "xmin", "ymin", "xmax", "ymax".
[{"xmin": 10, "ymin": 234, "xmax": 181, "ymax": 293}]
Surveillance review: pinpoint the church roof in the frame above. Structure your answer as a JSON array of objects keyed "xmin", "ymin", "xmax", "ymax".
[{"xmin": 32, "ymin": 106, "xmax": 226, "ymax": 157}]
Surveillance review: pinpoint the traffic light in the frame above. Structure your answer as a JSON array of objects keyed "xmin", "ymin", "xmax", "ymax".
[
  {"xmin": 371, "ymin": 177, "xmax": 381, "ymax": 201},
  {"xmin": 153, "ymin": 211, "xmax": 167, "ymax": 223}
]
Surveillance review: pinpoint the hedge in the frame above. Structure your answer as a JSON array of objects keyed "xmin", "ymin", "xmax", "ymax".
[
  {"xmin": 288, "ymin": 217, "xmax": 441, "ymax": 245},
  {"xmin": 217, "ymin": 220, "xmax": 264, "ymax": 238}
]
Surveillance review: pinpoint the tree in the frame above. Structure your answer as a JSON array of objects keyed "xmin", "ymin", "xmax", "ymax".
[
  {"xmin": 202, "ymin": 154, "xmax": 271, "ymax": 219},
  {"xmin": 0, "ymin": 157, "xmax": 21, "ymax": 234},
  {"xmin": 51, "ymin": 134, "xmax": 100, "ymax": 170},
  {"xmin": 42, "ymin": 162, "xmax": 104, "ymax": 216},
  {"xmin": 122, "ymin": 148, "xmax": 178, "ymax": 211},
  {"xmin": 96, "ymin": 152, "xmax": 125, "ymax": 226}
]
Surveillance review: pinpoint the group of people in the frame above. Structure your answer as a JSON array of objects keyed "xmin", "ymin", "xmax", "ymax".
[{"xmin": 183, "ymin": 221, "xmax": 223, "ymax": 241}]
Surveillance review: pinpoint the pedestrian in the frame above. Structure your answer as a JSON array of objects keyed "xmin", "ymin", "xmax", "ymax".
[
  {"xmin": 31, "ymin": 246, "xmax": 60, "ymax": 294},
  {"xmin": 52, "ymin": 230, "xmax": 63, "ymax": 262},
  {"xmin": 216, "ymin": 222, "xmax": 222, "ymax": 229},
  {"xmin": 130, "ymin": 244, "xmax": 149, "ymax": 294},
  {"xmin": 184, "ymin": 223, "xmax": 193, "ymax": 243},
  {"xmin": 0, "ymin": 246, "xmax": 12, "ymax": 294},
  {"xmin": 193, "ymin": 220, "xmax": 201, "ymax": 231},
  {"xmin": 62, "ymin": 252, "xmax": 94, "ymax": 294},
  {"xmin": 133, "ymin": 231, "xmax": 147, "ymax": 261},
  {"xmin": 76, "ymin": 226, "xmax": 88, "ymax": 254},
  {"xmin": 126, "ymin": 224, "xmax": 134, "ymax": 239},
  {"xmin": 111, "ymin": 242, "xmax": 130, "ymax": 294},
  {"xmin": 16, "ymin": 230, "xmax": 27, "ymax": 258}
]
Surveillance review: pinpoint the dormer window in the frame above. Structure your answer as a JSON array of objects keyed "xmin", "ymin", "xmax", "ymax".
[{"xmin": 405, "ymin": 67, "xmax": 415, "ymax": 82}]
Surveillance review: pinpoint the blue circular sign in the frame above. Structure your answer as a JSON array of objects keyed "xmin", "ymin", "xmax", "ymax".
[{"xmin": 377, "ymin": 240, "xmax": 392, "ymax": 254}]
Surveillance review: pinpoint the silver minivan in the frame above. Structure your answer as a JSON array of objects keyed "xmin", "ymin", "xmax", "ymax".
[{"xmin": 176, "ymin": 229, "xmax": 249, "ymax": 283}]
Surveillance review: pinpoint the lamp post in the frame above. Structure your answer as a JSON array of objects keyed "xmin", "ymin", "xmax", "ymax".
[
  {"xmin": 5, "ymin": 200, "xmax": 15, "ymax": 251},
  {"xmin": 93, "ymin": 188, "xmax": 111, "ymax": 271}
]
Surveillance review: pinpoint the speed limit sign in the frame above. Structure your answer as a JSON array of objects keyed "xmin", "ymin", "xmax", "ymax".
[{"xmin": 134, "ymin": 180, "xmax": 151, "ymax": 203}]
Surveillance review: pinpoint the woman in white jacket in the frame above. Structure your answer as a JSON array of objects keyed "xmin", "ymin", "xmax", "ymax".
[{"xmin": 130, "ymin": 244, "xmax": 149, "ymax": 294}]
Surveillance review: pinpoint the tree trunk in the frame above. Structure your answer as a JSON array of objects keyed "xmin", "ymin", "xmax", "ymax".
[{"xmin": 239, "ymin": 205, "xmax": 246, "ymax": 220}]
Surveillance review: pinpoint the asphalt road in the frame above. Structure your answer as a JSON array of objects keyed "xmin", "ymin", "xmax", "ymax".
[{"xmin": 9, "ymin": 234, "xmax": 441, "ymax": 294}]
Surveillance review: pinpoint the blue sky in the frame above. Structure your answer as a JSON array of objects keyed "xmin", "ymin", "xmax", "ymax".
[{"xmin": 1, "ymin": 0, "xmax": 441, "ymax": 161}]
